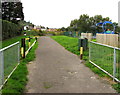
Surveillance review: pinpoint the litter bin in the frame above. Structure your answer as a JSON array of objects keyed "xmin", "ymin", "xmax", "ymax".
[{"xmin": 78, "ymin": 38, "xmax": 88, "ymax": 51}]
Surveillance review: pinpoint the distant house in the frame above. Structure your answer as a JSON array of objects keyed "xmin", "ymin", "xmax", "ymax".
[
  {"xmin": 24, "ymin": 25, "xmax": 34, "ymax": 31},
  {"xmin": 34, "ymin": 25, "xmax": 42, "ymax": 31},
  {"xmin": 24, "ymin": 25, "xmax": 29, "ymax": 30},
  {"xmin": 41, "ymin": 28, "xmax": 47, "ymax": 31},
  {"xmin": 47, "ymin": 28, "xmax": 57, "ymax": 32}
]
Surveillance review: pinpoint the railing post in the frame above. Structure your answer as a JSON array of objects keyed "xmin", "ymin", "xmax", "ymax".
[
  {"xmin": 18, "ymin": 42, "xmax": 20, "ymax": 64},
  {"xmin": 89, "ymin": 42, "xmax": 91, "ymax": 61},
  {"xmin": 113, "ymin": 48, "xmax": 116, "ymax": 81},
  {"xmin": 0, "ymin": 51, "xmax": 4, "ymax": 89}
]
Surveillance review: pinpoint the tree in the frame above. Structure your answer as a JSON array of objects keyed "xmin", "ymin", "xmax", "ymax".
[
  {"xmin": 60, "ymin": 27, "xmax": 66, "ymax": 31},
  {"xmin": 46, "ymin": 27, "xmax": 49, "ymax": 29},
  {"xmin": 2, "ymin": 1, "xmax": 24, "ymax": 24},
  {"xmin": 65, "ymin": 14, "xmax": 117, "ymax": 34}
]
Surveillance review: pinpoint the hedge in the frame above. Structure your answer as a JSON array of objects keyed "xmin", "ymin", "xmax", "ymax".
[{"xmin": 1, "ymin": 19, "xmax": 22, "ymax": 40}]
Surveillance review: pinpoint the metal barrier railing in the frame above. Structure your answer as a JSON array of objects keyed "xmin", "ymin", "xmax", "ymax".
[
  {"xmin": 0, "ymin": 41, "xmax": 20, "ymax": 90},
  {"xmin": 89, "ymin": 41, "xmax": 120, "ymax": 83}
]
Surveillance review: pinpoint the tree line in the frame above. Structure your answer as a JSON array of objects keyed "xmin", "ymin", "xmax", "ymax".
[
  {"xmin": 2, "ymin": 1, "xmax": 24, "ymax": 24},
  {"xmin": 61, "ymin": 14, "xmax": 120, "ymax": 34},
  {"xmin": 1, "ymin": 1, "xmax": 24, "ymax": 40}
]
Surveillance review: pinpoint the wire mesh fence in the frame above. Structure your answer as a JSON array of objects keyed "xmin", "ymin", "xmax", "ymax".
[
  {"xmin": 63, "ymin": 31, "xmax": 80, "ymax": 37},
  {"xmin": 89, "ymin": 41, "xmax": 120, "ymax": 82},
  {"xmin": 0, "ymin": 41, "xmax": 20, "ymax": 89}
]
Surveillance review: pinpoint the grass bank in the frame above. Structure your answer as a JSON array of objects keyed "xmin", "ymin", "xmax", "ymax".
[
  {"xmin": 1, "ymin": 36, "xmax": 38, "ymax": 94},
  {"xmin": 51, "ymin": 35, "xmax": 120, "ymax": 93}
]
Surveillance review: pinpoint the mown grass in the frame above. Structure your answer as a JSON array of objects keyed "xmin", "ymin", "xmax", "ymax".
[
  {"xmin": 2, "ymin": 35, "xmax": 35, "ymax": 48},
  {"xmin": 1, "ymin": 36, "xmax": 38, "ymax": 94},
  {"xmin": 2, "ymin": 35, "xmax": 27, "ymax": 48},
  {"xmin": 51, "ymin": 36, "xmax": 80, "ymax": 55},
  {"xmin": 2, "ymin": 42, "xmax": 38, "ymax": 94},
  {"xmin": 2, "ymin": 35, "xmax": 36, "ymax": 80},
  {"xmin": 51, "ymin": 35, "xmax": 120, "ymax": 93}
]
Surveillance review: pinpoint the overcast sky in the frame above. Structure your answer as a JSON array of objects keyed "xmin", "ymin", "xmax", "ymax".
[{"xmin": 21, "ymin": 0, "xmax": 120, "ymax": 28}]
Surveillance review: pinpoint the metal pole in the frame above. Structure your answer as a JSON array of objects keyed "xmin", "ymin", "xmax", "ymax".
[
  {"xmin": 113, "ymin": 48, "xmax": 116, "ymax": 81},
  {"xmin": 89, "ymin": 42, "xmax": 91, "ymax": 61},
  {"xmin": 0, "ymin": 51, "xmax": 2, "ymax": 88},
  {"xmin": 18, "ymin": 42, "xmax": 20, "ymax": 64},
  {"xmin": 0, "ymin": 51, "xmax": 4, "ymax": 87},
  {"xmin": 2, "ymin": 51, "xmax": 4, "ymax": 86}
]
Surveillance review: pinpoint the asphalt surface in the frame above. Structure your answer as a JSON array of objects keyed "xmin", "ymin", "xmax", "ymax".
[{"xmin": 25, "ymin": 36, "xmax": 116, "ymax": 93}]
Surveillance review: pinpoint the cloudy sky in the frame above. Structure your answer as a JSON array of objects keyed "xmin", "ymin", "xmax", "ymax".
[{"xmin": 21, "ymin": 0, "xmax": 120, "ymax": 28}]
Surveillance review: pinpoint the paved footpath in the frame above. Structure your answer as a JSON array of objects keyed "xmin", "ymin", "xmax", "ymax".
[{"xmin": 26, "ymin": 36, "xmax": 116, "ymax": 93}]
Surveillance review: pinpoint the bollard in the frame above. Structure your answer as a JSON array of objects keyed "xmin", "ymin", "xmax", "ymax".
[
  {"xmin": 35, "ymin": 37, "xmax": 37, "ymax": 41},
  {"xmin": 28, "ymin": 37, "xmax": 31, "ymax": 48},
  {"xmin": 21, "ymin": 38, "xmax": 26, "ymax": 58},
  {"xmin": 78, "ymin": 38, "xmax": 88, "ymax": 51},
  {"xmin": 80, "ymin": 39, "xmax": 84, "ymax": 60}
]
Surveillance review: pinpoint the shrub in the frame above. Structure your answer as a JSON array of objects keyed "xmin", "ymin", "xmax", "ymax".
[
  {"xmin": 23, "ymin": 30, "xmax": 46, "ymax": 36},
  {"xmin": 2, "ymin": 19, "xmax": 21, "ymax": 40}
]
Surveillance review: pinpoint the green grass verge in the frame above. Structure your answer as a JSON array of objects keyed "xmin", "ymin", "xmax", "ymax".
[
  {"xmin": 51, "ymin": 35, "xmax": 120, "ymax": 93},
  {"xmin": 2, "ymin": 35, "xmax": 36, "ymax": 81},
  {"xmin": 2, "ymin": 36, "xmax": 27, "ymax": 48},
  {"xmin": 2, "ymin": 40, "xmax": 38, "ymax": 94},
  {"xmin": 2, "ymin": 35, "xmax": 36, "ymax": 48}
]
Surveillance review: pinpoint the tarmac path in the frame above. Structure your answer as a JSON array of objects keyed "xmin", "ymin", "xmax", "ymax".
[{"xmin": 25, "ymin": 36, "xmax": 116, "ymax": 93}]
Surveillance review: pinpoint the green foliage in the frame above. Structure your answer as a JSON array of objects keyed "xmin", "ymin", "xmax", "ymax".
[
  {"xmin": 23, "ymin": 30, "xmax": 45, "ymax": 36},
  {"xmin": 112, "ymin": 84, "xmax": 120, "ymax": 93},
  {"xmin": 51, "ymin": 36, "xmax": 80, "ymax": 55},
  {"xmin": 24, "ymin": 42, "xmax": 38, "ymax": 62},
  {"xmin": 39, "ymin": 30, "xmax": 46, "ymax": 36},
  {"xmin": 46, "ymin": 31, "xmax": 64, "ymax": 36},
  {"xmin": 2, "ymin": 2, "xmax": 24, "ymax": 24},
  {"xmin": 2, "ymin": 19, "xmax": 21, "ymax": 40},
  {"xmin": 2, "ymin": 61, "xmax": 28, "ymax": 94},
  {"xmin": 2, "ymin": 35, "xmax": 29, "ymax": 48},
  {"xmin": 65, "ymin": 14, "xmax": 118, "ymax": 34},
  {"xmin": 91, "ymin": 39, "xmax": 97, "ymax": 42}
]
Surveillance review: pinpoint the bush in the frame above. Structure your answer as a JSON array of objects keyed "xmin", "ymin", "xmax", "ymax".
[
  {"xmin": 23, "ymin": 29, "xmax": 46, "ymax": 36},
  {"xmin": 2, "ymin": 19, "xmax": 21, "ymax": 40},
  {"xmin": 46, "ymin": 31, "xmax": 64, "ymax": 36}
]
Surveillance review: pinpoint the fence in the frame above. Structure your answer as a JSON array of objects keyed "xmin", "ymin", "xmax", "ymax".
[
  {"xmin": 96, "ymin": 34, "xmax": 118, "ymax": 47},
  {"xmin": 0, "ymin": 42, "xmax": 20, "ymax": 89},
  {"xmin": 81, "ymin": 33, "xmax": 92, "ymax": 41},
  {"xmin": 21, "ymin": 37, "xmax": 37, "ymax": 58},
  {"xmin": 25, "ymin": 38, "xmax": 37, "ymax": 56},
  {"xmin": 89, "ymin": 41, "xmax": 120, "ymax": 82},
  {"xmin": 63, "ymin": 31, "xmax": 80, "ymax": 37}
]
